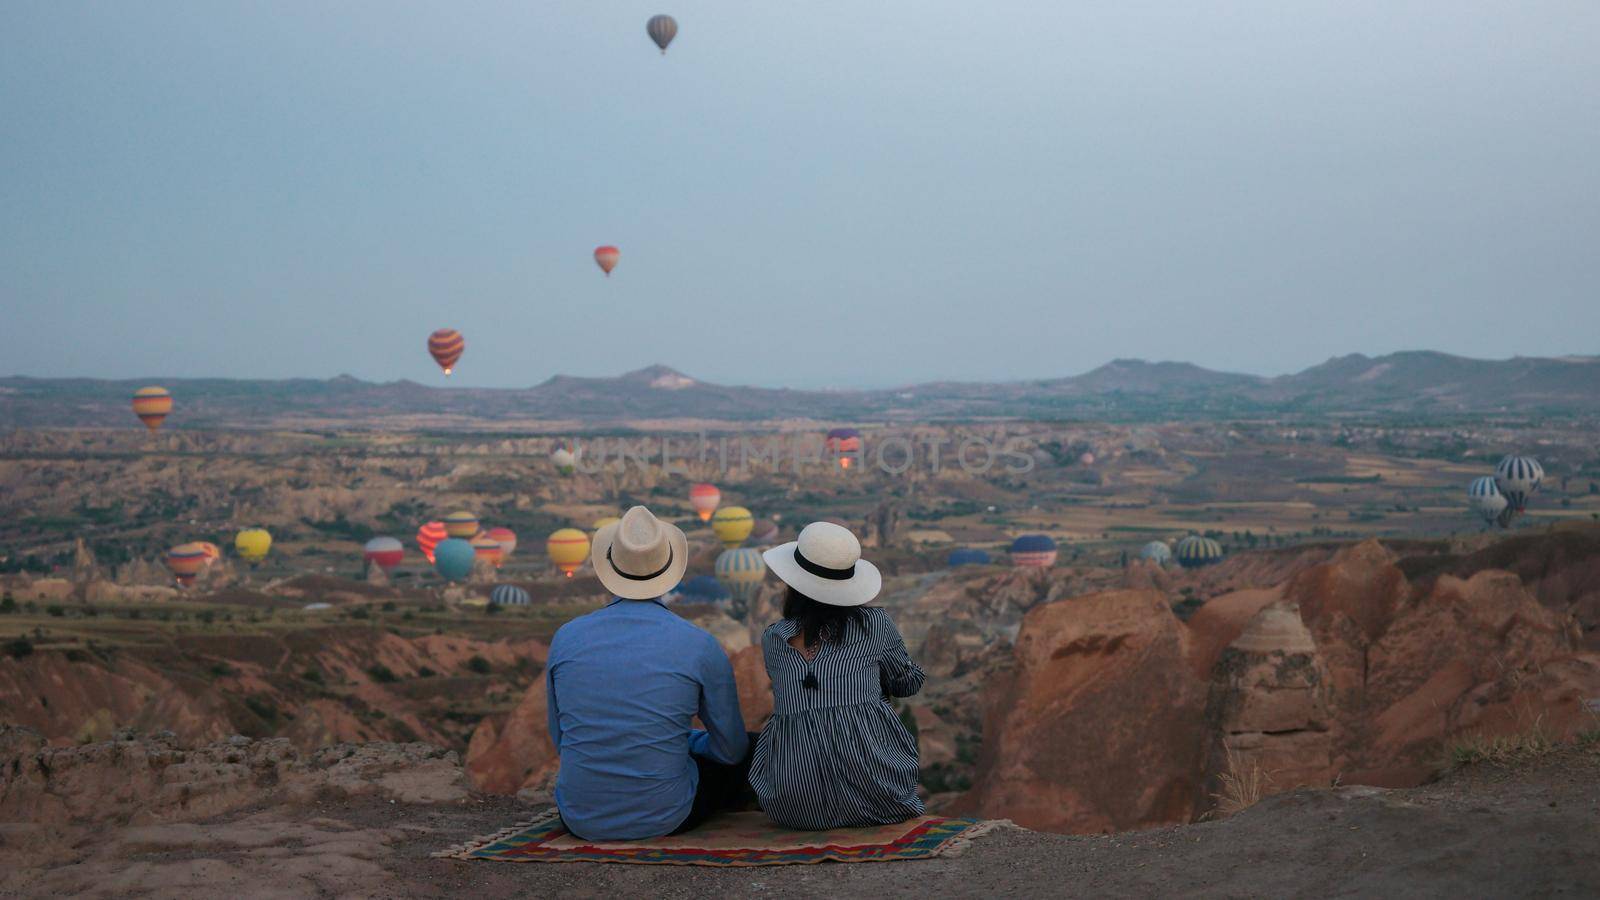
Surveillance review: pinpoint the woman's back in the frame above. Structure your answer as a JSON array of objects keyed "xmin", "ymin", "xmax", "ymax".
[{"xmin": 750, "ymin": 606, "xmax": 926, "ymax": 829}]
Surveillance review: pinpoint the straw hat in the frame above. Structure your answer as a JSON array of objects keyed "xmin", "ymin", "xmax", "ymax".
[
  {"xmin": 763, "ymin": 521, "xmax": 881, "ymax": 607},
  {"xmin": 591, "ymin": 506, "xmax": 689, "ymax": 600}
]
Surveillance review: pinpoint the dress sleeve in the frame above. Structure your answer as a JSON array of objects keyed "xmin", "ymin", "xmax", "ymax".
[{"xmin": 876, "ymin": 611, "xmax": 925, "ymax": 698}]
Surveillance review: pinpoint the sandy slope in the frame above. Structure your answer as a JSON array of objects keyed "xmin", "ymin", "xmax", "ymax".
[{"xmin": 5, "ymin": 741, "xmax": 1595, "ymax": 898}]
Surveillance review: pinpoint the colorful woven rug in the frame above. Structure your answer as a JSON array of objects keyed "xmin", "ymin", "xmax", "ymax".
[{"xmin": 437, "ymin": 810, "xmax": 997, "ymax": 867}]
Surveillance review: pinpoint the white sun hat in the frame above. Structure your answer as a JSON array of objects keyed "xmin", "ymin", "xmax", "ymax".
[
  {"xmin": 591, "ymin": 505, "xmax": 689, "ymax": 600},
  {"xmin": 762, "ymin": 521, "xmax": 881, "ymax": 607}
]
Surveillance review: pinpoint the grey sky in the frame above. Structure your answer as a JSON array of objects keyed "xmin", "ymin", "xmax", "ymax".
[{"xmin": 3, "ymin": 1, "xmax": 1597, "ymax": 389}]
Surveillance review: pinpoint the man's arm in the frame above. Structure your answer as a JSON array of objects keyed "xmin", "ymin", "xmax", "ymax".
[
  {"xmin": 689, "ymin": 638, "xmax": 748, "ymax": 763},
  {"xmin": 545, "ymin": 658, "xmax": 562, "ymax": 748}
]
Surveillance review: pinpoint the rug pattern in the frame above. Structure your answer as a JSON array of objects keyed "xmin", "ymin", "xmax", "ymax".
[{"xmin": 438, "ymin": 810, "xmax": 992, "ymax": 866}]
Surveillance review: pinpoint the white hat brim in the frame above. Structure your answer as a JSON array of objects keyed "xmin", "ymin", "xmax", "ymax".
[
  {"xmin": 591, "ymin": 521, "xmax": 689, "ymax": 600},
  {"xmin": 762, "ymin": 541, "xmax": 881, "ymax": 607}
]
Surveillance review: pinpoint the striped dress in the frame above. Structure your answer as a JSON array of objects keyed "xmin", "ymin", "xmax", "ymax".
[{"xmin": 749, "ymin": 606, "xmax": 926, "ymax": 829}]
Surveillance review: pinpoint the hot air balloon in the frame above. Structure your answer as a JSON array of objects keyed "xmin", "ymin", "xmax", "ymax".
[
  {"xmin": 363, "ymin": 536, "xmax": 405, "ymax": 572},
  {"xmin": 490, "ymin": 584, "xmax": 531, "ymax": 606},
  {"xmin": 825, "ymin": 427, "xmax": 862, "ymax": 469},
  {"xmin": 715, "ymin": 547, "xmax": 766, "ymax": 608},
  {"xmin": 235, "ymin": 529, "xmax": 272, "ymax": 563},
  {"xmin": 433, "ymin": 538, "xmax": 476, "ymax": 581},
  {"xmin": 1008, "ymin": 534, "xmax": 1058, "ymax": 568},
  {"xmin": 689, "ymin": 483, "xmax": 720, "ymax": 522},
  {"xmin": 166, "ymin": 543, "xmax": 209, "ymax": 587},
  {"xmin": 750, "ymin": 518, "xmax": 780, "ymax": 545},
  {"xmin": 592, "ymin": 516, "xmax": 621, "ymax": 534},
  {"xmin": 131, "ymin": 387, "xmax": 173, "ymax": 432},
  {"xmin": 485, "ymin": 527, "xmax": 517, "ymax": 561},
  {"xmin": 947, "ymin": 548, "xmax": 991, "ymax": 567},
  {"xmin": 550, "ymin": 446, "xmax": 577, "ymax": 475},
  {"xmin": 1468, "ymin": 476, "xmax": 1510, "ymax": 528},
  {"xmin": 1139, "ymin": 541, "xmax": 1172, "ymax": 566},
  {"xmin": 471, "ymin": 533, "xmax": 505, "ymax": 568},
  {"xmin": 547, "ymin": 528, "xmax": 591, "ymax": 578},
  {"xmin": 712, "ymin": 506, "xmax": 754, "ymax": 548},
  {"xmin": 1494, "ymin": 455, "xmax": 1544, "ymax": 514},
  {"xmin": 646, "ymin": 14, "xmax": 677, "ymax": 53},
  {"xmin": 443, "ymin": 511, "xmax": 480, "ymax": 539},
  {"xmin": 427, "ymin": 329, "xmax": 465, "ymax": 376},
  {"xmin": 594, "ymin": 245, "xmax": 620, "ymax": 276},
  {"xmin": 674, "ymin": 575, "xmax": 729, "ymax": 606},
  {"xmin": 416, "ymin": 521, "xmax": 447, "ymax": 564},
  {"xmin": 1175, "ymin": 535, "xmax": 1224, "ymax": 569}
]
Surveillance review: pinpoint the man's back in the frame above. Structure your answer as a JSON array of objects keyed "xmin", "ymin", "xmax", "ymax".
[{"xmin": 545, "ymin": 598, "xmax": 746, "ymax": 840}]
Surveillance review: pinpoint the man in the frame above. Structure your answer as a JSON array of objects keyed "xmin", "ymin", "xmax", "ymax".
[{"xmin": 545, "ymin": 505, "xmax": 750, "ymax": 841}]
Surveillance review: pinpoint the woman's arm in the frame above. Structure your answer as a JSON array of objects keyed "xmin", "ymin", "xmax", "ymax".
[{"xmin": 876, "ymin": 612, "xmax": 926, "ymax": 698}]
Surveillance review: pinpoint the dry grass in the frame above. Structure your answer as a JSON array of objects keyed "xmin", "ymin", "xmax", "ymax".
[
  {"xmin": 1211, "ymin": 746, "xmax": 1271, "ymax": 816},
  {"xmin": 1447, "ymin": 715, "xmax": 1558, "ymax": 769}
]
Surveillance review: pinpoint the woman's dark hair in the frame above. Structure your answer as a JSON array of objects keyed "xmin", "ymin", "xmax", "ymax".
[{"xmin": 783, "ymin": 586, "xmax": 866, "ymax": 647}]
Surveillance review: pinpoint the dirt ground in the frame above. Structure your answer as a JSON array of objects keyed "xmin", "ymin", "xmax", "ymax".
[{"xmin": 6, "ymin": 744, "xmax": 1596, "ymax": 899}]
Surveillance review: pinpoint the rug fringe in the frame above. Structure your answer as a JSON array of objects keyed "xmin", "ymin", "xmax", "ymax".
[
  {"xmin": 937, "ymin": 818, "xmax": 1017, "ymax": 858},
  {"xmin": 433, "ymin": 809, "xmax": 562, "ymax": 860}
]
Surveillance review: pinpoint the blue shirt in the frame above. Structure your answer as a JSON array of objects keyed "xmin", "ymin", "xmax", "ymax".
[{"xmin": 545, "ymin": 598, "xmax": 748, "ymax": 840}]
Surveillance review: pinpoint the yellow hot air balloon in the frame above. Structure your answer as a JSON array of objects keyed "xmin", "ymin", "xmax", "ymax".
[
  {"xmin": 131, "ymin": 386, "xmax": 173, "ymax": 432},
  {"xmin": 234, "ymin": 529, "xmax": 272, "ymax": 563},
  {"xmin": 443, "ymin": 511, "xmax": 480, "ymax": 539},
  {"xmin": 592, "ymin": 516, "xmax": 620, "ymax": 534},
  {"xmin": 547, "ymin": 528, "xmax": 591, "ymax": 578},
  {"xmin": 711, "ymin": 506, "xmax": 754, "ymax": 549}
]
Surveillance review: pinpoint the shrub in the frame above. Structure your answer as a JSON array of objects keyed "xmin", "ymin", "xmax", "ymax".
[
  {"xmin": 416, "ymin": 666, "xmax": 436, "ymax": 678},
  {"xmin": 243, "ymin": 695, "xmax": 279, "ymax": 723},
  {"xmin": 0, "ymin": 596, "xmax": 15, "ymax": 614},
  {"xmin": 349, "ymin": 607, "xmax": 371, "ymax": 620},
  {"xmin": 46, "ymin": 605, "xmax": 65, "ymax": 618},
  {"xmin": 381, "ymin": 601, "xmax": 397, "ymax": 612},
  {"xmin": 465, "ymin": 655, "xmax": 491, "ymax": 675},
  {"xmin": 367, "ymin": 664, "xmax": 399, "ymax": 683},
  {"xmin": 5, "ymin": 637, "xmax": 34, "ymax": 659},
  {"xmin": 302, "ymin": 669, "xmax": 324, "ymax": 685},
  {"xmin": 64, "ymin": 648, "xmax": 90, "ymax": 663}
]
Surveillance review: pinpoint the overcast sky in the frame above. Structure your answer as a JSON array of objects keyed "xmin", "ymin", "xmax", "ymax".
[{"xmin": 3, "ymin": 1, "xmax": 1597, "ymax": 389}]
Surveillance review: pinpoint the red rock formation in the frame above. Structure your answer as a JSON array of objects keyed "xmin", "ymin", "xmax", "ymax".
[
  {"xmin": 960, "ymin": 589, "xmax": 1206, "ymax": 833},
  {"xmin": 464, "ymin": 678, "xmax": 558, "ymax": 795}
]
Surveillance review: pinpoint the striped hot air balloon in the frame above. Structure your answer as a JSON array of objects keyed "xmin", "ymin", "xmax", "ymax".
[
  {"xmin": 646, "ymin": 14, "xmax": 677, "ymax": 53},
  {"xmin": 166, "ymin": 543, "xmax": 209, "ymax": 587},
  {"xmin": 471, "ymin": 533, "xmax": 505, "ymax": 568},
  {"xmin": 1175, "ymin": 535, "xmax": 1224, "ymax": 569},
  {"xmin": 825, "ymin": 427, "xmax": 863, "ymax": 469},
  {"xmin": 489, "ymin": 584, "xmax": 531, "ymax": 606},
  {"xmin": 715, "ymin": 547, "xmax": 767, "ymax": 608},
  {"xmin": 1493, "ymin": 455, "xmax": 1544, "ymax": 513},
  {"xmin": 416, "ymin": 521, "xmax": 447, "ymax": 564},
  {"xmin": 1008, "ymin": 534, "xmax": 1058, "ymax": 568},
  {"xmin": 131, "ymin": 386, "xmax": 173, "ymax": 432},
  {"xmin": 946, "ymin": 548, "xmax": 991, "ymax": 567},
  {"xmin": 1139, "ymin": 541, "xmax": 1173, "ymax": 566},
  {"xmin": 485, "ymin": 527, "xmax": 517, "ymax": 561},
  {"xmin": 1468, "ymin": 476, "xmax": 1510, "ymax": 528},
  {"xmin": 594, "ymin": 245, "xmax": 620, "ymax": 276},
  {"xmin": 443, "ymin": 511, "xmax": 480, "ymax": 539},
  {"xmin": 363, "ymin": 536, "xmax": 405, "ymax": 572},
  {"xmin": 433, "ymin": 538, "xmax": 476, "ymax": 581},
  {"xmin": 234, "ymin": 529, "xmax": 272, "ymax": 563},
  {"xmin": 547, "ymin": 528, "xmax": 591, "ymax": 578},
  {"xmin": 689, "ymin": 483, "xmax": 721, "ymax": 522},
  {"xmin": 712, "ymin": 506, "xmax": 754, "ymax": 548},
  {"xmin": 427, "ymin": 329, "xmax": 465, "ymax": 375}
]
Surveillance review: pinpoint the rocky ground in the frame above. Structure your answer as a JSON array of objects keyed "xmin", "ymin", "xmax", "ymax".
[{"xmin": 2, "ymin": 729, "xmax": 1596, "ymax": 898}]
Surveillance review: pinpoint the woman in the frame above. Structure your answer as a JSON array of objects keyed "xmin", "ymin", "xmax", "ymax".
[{"xmin": 750, "ymin": 521, "xmax": 926, "ymax": 829}]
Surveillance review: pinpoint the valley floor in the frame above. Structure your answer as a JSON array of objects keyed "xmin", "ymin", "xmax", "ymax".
[{"xmin": 8, "ymin": 744, "xmax": 1596, "ymax": 899}]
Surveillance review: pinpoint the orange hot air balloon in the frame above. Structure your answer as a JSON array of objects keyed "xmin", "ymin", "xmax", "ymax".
[
  {"xmin": 593, "ymin": 245, "xmax": 619, "ymax": 276},
  {"xmin": 485, "ymin": 526, "xmax": 517, "ymax": 561},
  {"xmin": 471, "ymin": 533, "xmax": 504, "ymax": 568},
  {"xmin": 166, "ymin": 543, "xmax": 209, "ymax": 587},
  {"xmin": 547, "ymin": 528, "xmax": 591, "ymax": 578},
  {"xmin": 689, "ymin": 483, "xmax": 721, "ymax": 522},
  {"xmin": 825, "ymin": 428, "xmax": 862, "ymax": 470},
  {"xmin": 416, "ymin": 521, "xmax": 448, "ymax": 564},
  {"xmin": 131, "ymin": 386, "xmax": 173, "ymax": 432},
  {"xmin": 428, "ymin": 329, "xmax": 465, "ymax": 375}
]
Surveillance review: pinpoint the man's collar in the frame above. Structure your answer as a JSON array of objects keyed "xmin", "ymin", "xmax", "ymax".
[{"xmin": 606, "ymin": 596, "xmax": 669, "ymax": 610}]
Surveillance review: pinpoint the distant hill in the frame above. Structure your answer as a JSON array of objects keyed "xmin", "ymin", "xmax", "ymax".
[{"xmin": 3, "ymin": 352, "xmax": 1598, "ymax": 429}]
